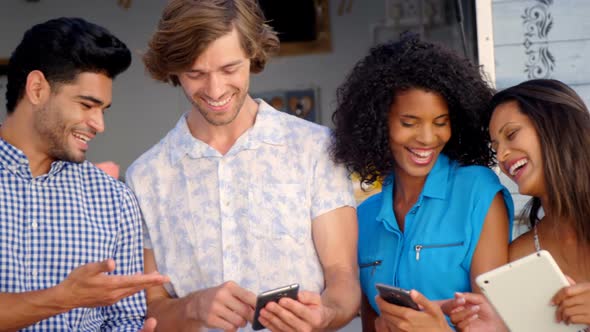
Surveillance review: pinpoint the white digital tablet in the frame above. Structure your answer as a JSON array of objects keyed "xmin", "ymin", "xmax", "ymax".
[{"xmin": 476, "ymin": 250, "xmax": 586, "ymax": 332}]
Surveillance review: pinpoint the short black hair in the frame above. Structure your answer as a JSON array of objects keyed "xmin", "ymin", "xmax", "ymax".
[
  {"xmin": 5, "ymin": 17, "xmax": 131, "ymax": 113},
  {"xmin": 330, "ymin": 33, "xmax": 494, "ymax": 186}
]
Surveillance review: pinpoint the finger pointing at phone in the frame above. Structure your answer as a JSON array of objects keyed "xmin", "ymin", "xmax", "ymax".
[
  {"xmin": 190, "ymin": 281, "xmax": 256, "ymax": 330},
  {"xmin": 376, "ymin": 290, "xmax": 453, "ymax": 332}
]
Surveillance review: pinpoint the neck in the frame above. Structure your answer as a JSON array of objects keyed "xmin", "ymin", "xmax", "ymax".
[
  {"xmin": 0, "ymin": 109, "xmax": 54, "ymax": 177},
  {"xmin": 393, "ymin": 172, "xmax": 426, "ymax": 206},
  {"xmin": 186, "ymin": 95, "xmax": 258, "ymax": 155},
  {"xmin": 538, "ymin": 200, "xmax": 579, "ymax": 239}
]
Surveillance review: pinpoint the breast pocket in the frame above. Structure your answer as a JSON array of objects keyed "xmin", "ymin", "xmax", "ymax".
[
  {"xmin": 358, "ymin": 256, "xmax": 385, "ymax": 307},
  {"xmin": 248, "ymin": 184, "xmax": 309, "ymax": 242},
  {"xmin": 359, "ymin": 258, "xmax": 384, "ymax": 284},
  {"xmin": 413, "ymin": 241, "xmax": 465, "ymax": 269}
]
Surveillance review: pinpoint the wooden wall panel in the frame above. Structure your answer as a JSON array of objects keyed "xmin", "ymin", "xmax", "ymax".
[
  {"xmin": 493, "ymin": 0, "xmax": 590, "ymax": 45},
  {"xmin": 495, "ymin": 40, "xmax": 590, "ymax": 88}
]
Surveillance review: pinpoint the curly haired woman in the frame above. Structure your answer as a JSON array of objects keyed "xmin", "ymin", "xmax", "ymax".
[{"xmin": 330, "ymin": 34, "xmax": 514, "ymax": 331}]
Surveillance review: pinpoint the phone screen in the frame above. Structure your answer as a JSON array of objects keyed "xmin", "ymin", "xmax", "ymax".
[{"xmin": 252, "ymin": 283, "xmax": 300, "ymax": 330}]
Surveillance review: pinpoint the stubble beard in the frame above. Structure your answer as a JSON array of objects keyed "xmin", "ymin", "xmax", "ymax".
[
  {"xmin": 34, "ymin": 105, "xmax": 85, "ymax": 164},
  {"xmin": 192, "ymin": 91, "xmax": 247, "ymax": 127}
]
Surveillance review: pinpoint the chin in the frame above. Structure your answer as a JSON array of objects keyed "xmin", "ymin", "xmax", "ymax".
[
  {"xmin": 403, "ymin": 167, "xmax": 433, "ymax": 179},
  {"xmin": 62, "ymin": 152, "xmax": 86, "ymax": 164}
]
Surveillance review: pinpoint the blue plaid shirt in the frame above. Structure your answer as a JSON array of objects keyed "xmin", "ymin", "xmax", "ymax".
[{"xmin": 0, "ymin": 138, "xmax": 146, "ymax": 331}]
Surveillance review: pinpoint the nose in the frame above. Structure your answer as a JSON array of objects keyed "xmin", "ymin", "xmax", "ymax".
[
  {"xmin": 416, "ymin": 124, "xmax": 435, "ymax": 145},
  {"xmin": 204, "ymin": 73, "xmax": 225, "ymax": 100},
  {"xmin": 496, "ymin": 142, "xmax": 510, "ymax": 163},
  {"xmin": 88, "ymin": 109, "xmax": 105, "ymax": 134}
]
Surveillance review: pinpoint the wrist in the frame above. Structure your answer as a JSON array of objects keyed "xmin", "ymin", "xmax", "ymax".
[
  {"xmin": 318, "ymin": 303, "xmax": 338, "ymax": 331},
  {"xmin": 182, "ymin": 289, "xmax": 205, "ymax": 325},
  {"xmin": 39, "ymin": 285, "xmax": 73, "ymax": 313}
]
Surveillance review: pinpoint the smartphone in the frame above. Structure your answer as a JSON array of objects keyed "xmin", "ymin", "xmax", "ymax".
[
  {"xmin": 252, "ymin": 283, "xmax": 300, "ymax": 330},
  {"xmin": 375, "ymin": 283, "xmax": 420, "ymax": 310}
]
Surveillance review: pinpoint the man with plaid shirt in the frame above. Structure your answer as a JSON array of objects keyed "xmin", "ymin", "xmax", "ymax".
[{"xmin": 0, "ymin": 18, "xmax": 168, "ymax": 331}]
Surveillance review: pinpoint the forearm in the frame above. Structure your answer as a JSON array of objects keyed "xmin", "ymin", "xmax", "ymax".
[
  {"xmin": 320, "ymin": 269, "xmax": 361, "ymax": 330},
  {"xmin": 0, "ymin": 287, "xmax": 70, "ymax": 331}
]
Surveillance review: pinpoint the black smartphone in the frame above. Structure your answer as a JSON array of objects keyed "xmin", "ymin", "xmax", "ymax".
[
  {"xmin": 252, "ymin": 283, "xmax": 299, "ymax": 330},
  {"xmin": 375, "ymin": 283, "xmax": 420, "ymax": 310}
]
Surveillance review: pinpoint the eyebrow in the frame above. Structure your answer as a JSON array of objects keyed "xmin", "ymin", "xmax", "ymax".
[
  {"xmin": 400, "ymin": 113, "xmax": 449, "ymax": 120},
  {"xmin": 77, "ymin": 95, "xmax": 111, "ymax": 109},
  {"xmin": 187, "ymin": 60, "xmax": 244, "ymax": 73},
  {"xmin": 490, "ymin": 122, "xmax": 518, "ymax": 148},
  {"xmin": 496, "ymin": 122, "xmax": 516, "ymax": 135}
]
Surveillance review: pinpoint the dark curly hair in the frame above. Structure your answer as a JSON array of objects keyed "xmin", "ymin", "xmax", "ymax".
[{"xmin": 330, "ymin": 34, "xmax": 494, "ymax": 186}]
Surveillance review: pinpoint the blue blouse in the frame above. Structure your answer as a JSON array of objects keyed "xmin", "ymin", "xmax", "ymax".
[{"xmin": 358, "ymin": 154, "xmax": 514, "ymax": 313}]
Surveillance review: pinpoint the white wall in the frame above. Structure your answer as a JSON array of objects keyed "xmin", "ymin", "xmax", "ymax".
[{"xmin": 0, "ymin": 0, "xmax": 386, "ymax": 175}]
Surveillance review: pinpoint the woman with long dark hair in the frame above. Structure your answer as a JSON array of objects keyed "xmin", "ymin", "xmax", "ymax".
[{"xmin": 450, "ymin": 79, "xmax": 590, "ymax": 330}]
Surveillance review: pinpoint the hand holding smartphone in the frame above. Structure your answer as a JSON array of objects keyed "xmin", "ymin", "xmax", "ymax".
[
  {"xmin": 252, "ymin": 283, "xmax": 299, "ymax": 330},
  {"xmin": 375, "ymin": 283, "xmax": 420, "ymax": 310}
]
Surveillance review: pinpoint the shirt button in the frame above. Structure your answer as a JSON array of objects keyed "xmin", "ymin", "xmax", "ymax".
[{"xmin": 31, "ymin": 222, "xmax": 38, "ymax": 229}]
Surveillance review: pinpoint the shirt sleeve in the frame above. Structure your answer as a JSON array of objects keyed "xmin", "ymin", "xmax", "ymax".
[
  {"xmin": 101, "ymin": 186, "xmax": 147, "ymax": 331},
  {"xmin": 462, "ymin": 168, "xmax": 514, "ymax": 271},
  {"xmin": 310, "ymin": 130, "xmax": 356, "ymax": 220}
]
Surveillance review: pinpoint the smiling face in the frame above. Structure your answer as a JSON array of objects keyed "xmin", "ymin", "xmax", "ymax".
[
  {"xmin": 388, "ymin": 89, "xmax": 451, "ymax": 180},
  {"xmin": 177, "ymin": 27, "xmax": 251, "ymax": 127},
  {"xmin": 34, "ymin": 72, "xmax": 111, "ymax": 163},
  {"xmin": 489, "ymin": 100, "xmax": 546, "ymax": 197}
]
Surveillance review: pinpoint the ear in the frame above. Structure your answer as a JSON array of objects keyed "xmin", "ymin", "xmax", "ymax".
[{"xmin": 24, "ymin": 70, "xmax": 51, "ymax": 106}]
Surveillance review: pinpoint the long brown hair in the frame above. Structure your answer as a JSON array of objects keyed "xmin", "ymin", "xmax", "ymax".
[
  {"xmin": 488, "ymin": 79, "xmax": 590, "ymax": 245},
  {"xmin": 143, "ymin": 0, "xmax": 279, "ymax": 85}
]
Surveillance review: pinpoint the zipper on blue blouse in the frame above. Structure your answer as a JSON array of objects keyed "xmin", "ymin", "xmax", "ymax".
[
  {"xmin": 359, "ymin": 260, "xmax": 382, "ymax": 275},
  {"xmin": 414, "ymin": 242, "xmax": 464, "ymax": 261}
]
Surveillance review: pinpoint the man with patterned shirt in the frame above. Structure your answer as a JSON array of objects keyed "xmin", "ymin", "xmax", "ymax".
[
  {"xmin": 125, "ymin": 0, "xmax": 361, "ymax": 331},
  {"xmin": 0, "ymin": 18, "xmax": 168, "ymax": 331}
]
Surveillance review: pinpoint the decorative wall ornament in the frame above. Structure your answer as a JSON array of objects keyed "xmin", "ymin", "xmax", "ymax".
[{"xmin": 522, "ymin": 0, "xmax": 555, "ymax": 79}]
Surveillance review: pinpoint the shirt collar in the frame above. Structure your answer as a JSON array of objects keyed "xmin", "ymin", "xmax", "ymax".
[
  {"xmin": 376, "ymin": 153, "xmax": 452, "ymax": 227},
  {"xmin": 0, "ymin": 136, "xmax": 26, "ymax": 167},
  {"xmin": 0, "ymin": 137, "xmax": 67, "ymax": 178},
  {"xmin": 421, "ymin": 153, "xmax": 451, "ymax": 200},
  {"xmin": 168, "ymin": 99, "xmax": 287, "ymax": 163}
]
